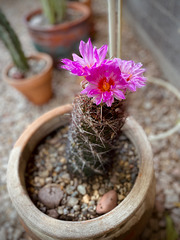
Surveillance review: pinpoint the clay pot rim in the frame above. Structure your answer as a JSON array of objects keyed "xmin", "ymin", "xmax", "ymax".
[
  {"xmin": 24, "ymin": 2, "xmax": 91, "ymax": 33},
  {"xmin": 7, "ymin": 105, "xmax": 154, "ymax": 239},
  {"xmin": 3, "ymin": 52, "xmax": 53, "ymax": 86}
]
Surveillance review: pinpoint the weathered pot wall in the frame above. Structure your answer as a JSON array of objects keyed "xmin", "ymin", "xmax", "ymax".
[{"xmin": 7, "ymin": 105, "xmax": 155, "ymax": 240}]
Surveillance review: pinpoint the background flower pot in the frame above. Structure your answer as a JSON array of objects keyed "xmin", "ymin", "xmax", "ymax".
[
  {"xmin": 24, "ymin": 2, "xmax": 91, "ymax": 67},
  {"xmin": 7, "ymin": 105, "xmax": 155, "ymax": 240},
  {"xmin": 3, "ymin": 52, "xmax": 53, "ymax": 105}
]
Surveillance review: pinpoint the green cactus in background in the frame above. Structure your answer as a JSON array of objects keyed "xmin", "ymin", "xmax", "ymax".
[
  {"xmin": 0, "ymin": 8, "xmax": 29, "ymax": 72},
  {"xmin": 41, "ymin": 0, "xmax": 67, "ymax": 24},
  {"xmin": 67, "ymin": 95, "xmax": 126, "ymax": 178}
]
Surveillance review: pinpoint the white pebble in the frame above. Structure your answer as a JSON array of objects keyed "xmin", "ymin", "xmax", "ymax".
[{"xmin": 77, "ymin": 185, "xmax": 86, "ymax": 195}]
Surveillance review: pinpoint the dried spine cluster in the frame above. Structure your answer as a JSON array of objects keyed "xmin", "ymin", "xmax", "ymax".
[{"xmin": 67, "ymin": 95, "xmax": 126, "ymax": 178}]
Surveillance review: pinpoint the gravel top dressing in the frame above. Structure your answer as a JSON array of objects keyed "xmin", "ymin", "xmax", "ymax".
[{"xmin": 25, "ymin": 126, "xmax": 139, "ymax": 221}]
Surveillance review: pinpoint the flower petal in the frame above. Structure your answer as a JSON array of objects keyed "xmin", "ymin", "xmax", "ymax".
[{"xmin": 113, "ymin": 89, "xmax": 126, "ymax": 100}]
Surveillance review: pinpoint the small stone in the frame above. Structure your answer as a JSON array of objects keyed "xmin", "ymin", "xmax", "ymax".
[
  {"xmin": 92, "ymin": 183, "xmax": 100, "ymax": 190},
  {"xmin": 73, "ymin": 205, "xmax": 80, "ymax": 211},
  {"xmin": 110, "ymin": 175, "xmax": 119, "ymax": 184},
  {"xmin": 46, "ymin": 164, "xmax": 53, "ymax": 172},
  {"xmin": 57, "ymin": 206, "xmax": 64, "ymax": 215},
  {"xmin": 96, "ymin": 190, "xmax": 118, "ymax": 214},
  {"xmin": 99, "ymin": 187, "xmax": 106, "ymax": 196},
  {"xmin": 82, "ymin": 194, "xmax": 90, "ymax": 204},
  {"xmin": 66, "ymin": 185, "xmax": 75, "ymax": 195},
  {"xmin": 71, "ymin": 191, "xmax": 78, "ymax": 197},
  {"xmin": 77, "ymin": 185, "xmax": 86, "ymax": 195},
  {"xmin": 63, "ymin": 208, "xmax": 69, "ymax": 215},
  {"xmin": 82, "ymin": 209, "xmax": 88, "ymax": 216},
  {"xmin": 125, "ymin": 174, "xmax": 131, "ymax": 181},
  {"xmin": 45, "ymin": 177, "xmax": 52, "ymax": 184},
  {"xmin": 47, "ymin": 209, "xmax": 59, "ymax": 219},
  {"xmin": 39, "ymin": 170, "xmax": 49, "ymax": 178},
  {"xmin": 88, "ymin": 206, "xmax": 96, "ymax": 214},
  {"xmin": 38, "ymin": 184, "xmax": 63, "ymax": 208},
  {"xmin": 60, "ymin": 157, "xmax": 67, "ymax": 164},
  {"xmin": 73, "ymin": 178, "xmax": 78, "ymax": 188},
  {"xmin": 93, "ymin": 190, "xmax": 99, "ymax": 197},
  {"xmin": 39, "ymin": 178, "xmax": 45, "ymax": 187},
  {"xmin": 67, "ymin": 197, "xmax": 79, "ymax": 207},
  {"xmin": 89, "ymin": 200, "xmax": 95, "ymax": 206},
  {"xmin": 39, "ymin": 206, "xmax": 46, "ymax": 213},
  {"xmin": 61, "ymin": 172, "xmax": 70, "ymax": 181},
  {"xmin": 118, "ymin": 194, "xmax": 125, "ymax": 201},
  {"xmin": 54, "ymin": 166, "xmax": 61, "ymax": 173}
]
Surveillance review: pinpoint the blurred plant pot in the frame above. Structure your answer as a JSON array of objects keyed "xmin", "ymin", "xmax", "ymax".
[
  {"xmin": 3, "ymin": 52, "xmax": 53, "ymax": 105},
  {"xmin": 7, "ymin": 105, "xmax": 155, "ymax": 240},
  {"xmin": 24, "ymin": 2, "xmax": 91, "ymax": 67}
]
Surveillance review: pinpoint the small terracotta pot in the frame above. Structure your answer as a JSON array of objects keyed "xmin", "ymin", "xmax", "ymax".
[
  {"xmin": 3, "ymin": 53, "xmax": 53, "ymax": 105},
  {"xmin": 24, "ymin": 2, "xmax": 91, "ymax": 67},
  {"xmin": 7, "ymin": 105, "xmax": 155, "ymax": 240}
]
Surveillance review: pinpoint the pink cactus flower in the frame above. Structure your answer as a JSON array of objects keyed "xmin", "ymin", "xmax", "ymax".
[
  {"xmin": 62, "ymin": 39, "xmax": 147, "ymax": 106},
  {"xmin": 61, "ymin": 38, "xmax": 108, "ymax": 76},
  {"xmin": 115, "ymin": 59, "xmax": 147, "ymax": 92},
  {"xmin": 81, "ymin": 63, "xmax": 128, "ymax": 107}
]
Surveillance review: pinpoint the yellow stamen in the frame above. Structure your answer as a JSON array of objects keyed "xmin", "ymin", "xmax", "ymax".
[{"xmin": 103, "ymin": 82, "xmax": 110, "ymax": 91}]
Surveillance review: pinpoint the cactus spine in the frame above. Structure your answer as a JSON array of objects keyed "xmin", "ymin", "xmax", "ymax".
[
  {"xmin": 67, "ymin": 95, "xmax": 126, "ymax": 178},
  {"xmin": 0, "ymin": 9, "xmax": 29, "ymax": 72},
  {"xmin": 41, "ymin": 0, "xmax": 67, "ymax": 25}
]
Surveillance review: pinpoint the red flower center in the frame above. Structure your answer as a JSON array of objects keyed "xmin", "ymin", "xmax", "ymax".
[{"xmin": 98, "ymin": 77, "xmax": 114, "ymax": 92}]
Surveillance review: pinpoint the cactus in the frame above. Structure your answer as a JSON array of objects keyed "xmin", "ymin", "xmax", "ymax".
[
  {"xmin": 0, "ymin": 8, "xmax": 29, "ymax": 72},
  {"xmin": 67, "ymin": 95, "xmax": 126, "ymax": 178},
  {"xmin": 41, "ymin": 0, "xmax": 67, "ymax": 25},
  {"xmin": 62, "ymin": 39, "xmax": 147, "ymax": 179}
]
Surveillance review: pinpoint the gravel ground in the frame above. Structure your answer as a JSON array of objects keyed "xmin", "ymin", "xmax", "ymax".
[{"xmin": 0, "ymin": 0, "xmax": 179, "ymax": 239}]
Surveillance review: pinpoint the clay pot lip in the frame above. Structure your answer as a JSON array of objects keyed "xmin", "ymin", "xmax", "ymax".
[
  {"xmin": 7, "ymin": 105, "xmax": 154, "ymax": 239},
  {"xmin": 3, "ymin": 52, "xmax": 53, "ymax": 86},
  {"xmin": 24, "ymin": 2, "xmax": 91, "ymax": 33}
]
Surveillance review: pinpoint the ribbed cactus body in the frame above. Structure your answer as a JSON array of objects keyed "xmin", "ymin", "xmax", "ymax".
[
  {"xmin": 0, "ymin": 9, "xmax": 29, "ymax": 72},
  {"xmin": 66, "ymin": 95, "xmax": 126, "ymax": 178},
  {"xmin": 41, "ymin": 0, "xmax": 67, "ymax": 24}
]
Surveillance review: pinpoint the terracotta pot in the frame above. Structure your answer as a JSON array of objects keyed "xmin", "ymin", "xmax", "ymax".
[
  {"xmin": 24, "ymin": 2, "xmax": 91, "ymax": 67},
  {"xmin": 3, "ymin": 53, "xmax": 53, "ymax": 105},
  {"xmin": 7, "ymin": 105, "xmax": 155, "ymax": 240}
]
